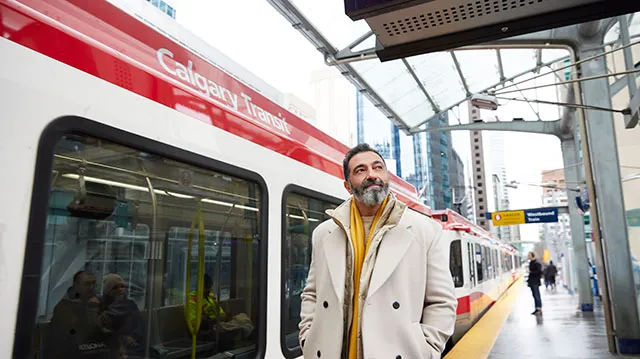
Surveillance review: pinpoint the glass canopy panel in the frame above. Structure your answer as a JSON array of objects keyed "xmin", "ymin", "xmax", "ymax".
[
  {"xmin": 454, "ymin": 49, "xmax": 501, "ymax": 94},
  {"xmin": 290, "ymin": 0, "xmax": 372, "ymax": 49},
  {"xmin": 631, "ymin": 13, "xmax": 640, "ymax": 35},
  {"xmin": 604, "ymin": 13, "xmax": 640, "ymax": 43},
  {"xmin": 352, "ymin": 58, "xmax": 434, "ymax": 126},
  {"xmin": 540, "ymin": 49, "xmax": 570, "ymax": 64},
  {"xmin": 407, "ymin": 52, "xmax": 467, "ymax": 124},
  {"xmin": 400, "ymin": 100, "xmax": 434, "ymax": 129},
  {"xmin": 499, "ymin": 49, "xmax": 537, "ymax": 80}
]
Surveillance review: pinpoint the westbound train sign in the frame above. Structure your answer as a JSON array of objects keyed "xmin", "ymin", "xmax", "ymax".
[{"xmin": 486, "ymin": 207, "xmax": 560, "ymax": 227}]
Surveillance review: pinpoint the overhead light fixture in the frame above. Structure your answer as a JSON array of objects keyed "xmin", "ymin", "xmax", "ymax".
[
  {"xmin": 62, "ymin": 174, "xmax": 149, "ymax": 192},
  {"xmin": 288, "ymin": 214, "xmax": 320, "ymax": 222},
  {"xmin": 61, "ymin": 173, "xmax": 258, "ymax": 211},
  {"xmin": 470, "ymin": 94, "xmax": 499, "ymax": 110}
]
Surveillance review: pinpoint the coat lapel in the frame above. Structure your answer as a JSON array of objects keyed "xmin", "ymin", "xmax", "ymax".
[
  {"xmin": 366, "ymin": 224, "xmax": 414, "ymax": 298},
  {"xmin": 322, "ymin": 229, "xmax": 347, "ymax": 303}
]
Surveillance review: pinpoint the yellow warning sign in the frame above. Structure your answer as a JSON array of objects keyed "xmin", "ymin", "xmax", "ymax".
[{"xmin": 491, "ymin": 210, "xmax": 525, "ymax": 226}]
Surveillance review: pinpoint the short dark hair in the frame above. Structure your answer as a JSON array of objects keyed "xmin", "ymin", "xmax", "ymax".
[
  {"xmin": 73, "ymin": 270, "xmax": 91, "ymax": 283},
  {"xmin": 204, "ymin": 274, "xmax": 213, "ymax": 289},
  {"xmin": 343, "ymin": 143, "xmax": 386, "ymax": 181}
]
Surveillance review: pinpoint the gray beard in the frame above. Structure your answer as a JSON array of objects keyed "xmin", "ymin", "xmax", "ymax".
[{"xmin": 352, "ymin": 183, "xmax": 390, "ymax": 206}]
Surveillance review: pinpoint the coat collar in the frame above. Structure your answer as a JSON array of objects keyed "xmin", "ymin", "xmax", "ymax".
[
  {"xmin": 321, "ymin": 193, "xmax": 410, "ymax": 300},
  {"xmin": 326, "ymin": 192, "xmax": 406, "ymax": 231}
]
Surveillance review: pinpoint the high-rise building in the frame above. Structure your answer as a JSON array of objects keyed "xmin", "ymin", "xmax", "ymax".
[
  {"xmin": 310, "ymin": 67, "xmax": 357, "ymax": 146},
  {"xmin": 450, "ymin": 150, "xmax": 468, "ymax": 218},
  {"xmin": 469, "ymin": 105, "xmax": 490, "ymax": 230},
  {"xmin": 145, "ymin": 0, "xmax": 176, "ymax": 18},
  {"xmin": 283, "ymin": 93, "xmax": 317, "ymax": 126},
  {"xmin": 484, "ymin": 122, "xmax": 516, "ymax": 242},
  {"xmin": 425, "ymin": 114, "xmax": 452, "ymax": 209},
  {"xmin": 540, "ymin": 168, "xmax": 571, "ymax": 250}
]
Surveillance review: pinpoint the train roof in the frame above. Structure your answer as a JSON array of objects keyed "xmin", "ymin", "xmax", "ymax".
[{"xmin": 1, "ymin": 0, "xmax": 431, "ymax": 215}]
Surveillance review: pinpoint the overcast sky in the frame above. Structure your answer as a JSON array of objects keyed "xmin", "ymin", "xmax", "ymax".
[{"xmin": 166, "ymin": 0, "xmax": 568, "ymax": 242}]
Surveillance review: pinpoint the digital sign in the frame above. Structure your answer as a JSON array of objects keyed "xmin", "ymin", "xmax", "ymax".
[{"xmin": 344, "ymin": 0, "xmax": 428, "ymax": 21}]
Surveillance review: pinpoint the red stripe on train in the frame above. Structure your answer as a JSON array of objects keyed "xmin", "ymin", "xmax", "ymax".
[{"xmin": 456, "ymin": 296, "xmax": 471, "ymax": 315}]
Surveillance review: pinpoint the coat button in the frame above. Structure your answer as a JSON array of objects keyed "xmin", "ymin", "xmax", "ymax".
[
  {"xmin": 323, "ymin": 301, "xmax": 328, "ymax": 308},
  {"xmin": 317, "ymin": 350, "xmax": 321, "ymax": 357},
  {"xmin": 393, "ymin": 301, "xmax": 400, "ymax": 309}
]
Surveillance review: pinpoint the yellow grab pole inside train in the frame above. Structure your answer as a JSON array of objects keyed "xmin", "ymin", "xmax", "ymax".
[{"xmin": 185, "ymin": 201, "xmax": 206, "ymax": 359}]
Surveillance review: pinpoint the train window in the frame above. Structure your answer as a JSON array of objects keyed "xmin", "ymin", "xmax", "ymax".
[
  {"xmin": 475, "ymin": 244, "xmax": 484, "ymax": 283},
  {"xmin": 281, "ymin": 187, "xmax": 339, "ymax": 356},
  {"xmin": 31, "ymin": 133, "xmax": 264, "ymax": 359},
  {"xmin": 449, "ymin": 240, "xmax": 464, "ymax": 288},
  {"xmin": 467, "ymin": 242, "xmax": 476, "ymax": 286},
  {"xmin": 482, "ymin": 246, "xmax": 490, "ymax": 280},
  {"xmin": 492, "ymin": 250, "xmax": 496, "ymax": 276}
]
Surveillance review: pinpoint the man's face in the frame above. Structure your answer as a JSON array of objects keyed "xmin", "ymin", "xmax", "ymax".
[
  {"xmin": 73, "ymin": 273, "xmax": 97, "ymax": 299},
  {"xmin": 528, "ymin": 253, "xmax": 534, "ymax": 261},
  {"xmin": 345, "ymin": 151, "xmax": 390, "ymax": 206}
]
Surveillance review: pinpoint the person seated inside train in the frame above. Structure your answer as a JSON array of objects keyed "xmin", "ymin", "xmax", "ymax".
[
  {"xmin": 99, "ymin": 274, "xmax": 144, "ymax": 355},
  {"xmin": 48, "ymin": 270, "xmax": 120, "ymax": 359},
  {"xmin": 187, "ymin": 274, "xmax": 255, "ymax": 344}
]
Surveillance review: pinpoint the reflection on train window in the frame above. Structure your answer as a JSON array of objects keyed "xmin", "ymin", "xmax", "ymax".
[
  {"xmin": 282, "ymin": 191, "xmax": 337, "ymax": 353},
  {"xmin": 449, "ymin": 240, "xmax": 464, "ymax": 288},
  {"xmin": 35, "ymin": 134, "xmax": 262, "ymax": 359},
  {"xmin": 482, "ymin": 246, "xmax": 489, "ymax": 280},
  {"xmin": 475, "ymin": 244, "xmax": 484, "ymax": 283},
  {"xmin": 467, "ymin": 242, "xmax": 476, "ymax": 286}
]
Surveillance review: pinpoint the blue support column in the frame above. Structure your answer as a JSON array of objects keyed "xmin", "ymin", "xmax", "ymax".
[
  {"xmin": 391, "ymin": 123, "xmax": 401, "ymax": 177},
  {"xmin": 413, "ymin": 133, "xmax": 424, "ymax": 189},
  {"xmin": 356, "ymin": 90, "xmax": 364, "ymax": 144},
  {"xmin": 561, "ymin": 138, "xmax": 593, "ymax": 312}
]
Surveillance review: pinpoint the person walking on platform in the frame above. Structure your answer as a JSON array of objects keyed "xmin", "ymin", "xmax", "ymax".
[
  {"xmin": 298, "ymin": 143, "xmax": 458, "ymax": 359},
  {"xmin": 527, "ymin": 252, "xmax": 543, "ymax": 315},
  {"xmin": 544, "ymin": 260, "xmax": 558, "ymax": 291}
]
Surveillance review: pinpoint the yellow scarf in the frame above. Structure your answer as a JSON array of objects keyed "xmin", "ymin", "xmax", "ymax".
[{"xmin": 347, "ymin": 195, "xmax": 389, "ymax": 359}]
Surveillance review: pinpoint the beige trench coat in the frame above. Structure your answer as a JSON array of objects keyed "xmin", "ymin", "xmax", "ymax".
[{"xmin": 299, "ymin": 196, "xmax": 457, "ymax": 359}]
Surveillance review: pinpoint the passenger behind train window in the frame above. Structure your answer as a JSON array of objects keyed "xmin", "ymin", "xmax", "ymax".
[
  {"xmin": 187, "ymin": 274, "xmax": 255, "ymax": 349},
  {"xmin": 99, "ymin": 274, "xmax": 144, "ymax": 356},
  {"xmin": 47, "ymin": 270, "xmax": 120, "ymax": 359}
]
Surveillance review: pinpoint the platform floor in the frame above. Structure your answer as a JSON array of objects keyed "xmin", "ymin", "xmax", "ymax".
[{"xmin": 445, "ymin": 278, "xmax": 637, "ymax": 359}]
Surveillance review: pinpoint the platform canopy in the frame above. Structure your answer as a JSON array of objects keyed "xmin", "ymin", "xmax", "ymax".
[{"xmin": 267, "ymin": 0, "xmax": 640, "ymax": 134}]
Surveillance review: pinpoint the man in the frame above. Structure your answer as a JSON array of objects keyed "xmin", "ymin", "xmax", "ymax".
[
  {"xmin": 48, "ymin": 270, "xmax": 118, "ymax": 358},
  {"xmin": 187, "ymin": 274, "xmax": 255, "ymax": 349},
  {"xmin": 298, "ymin": 143, "xmax": 457, "ymax": 359},
  {"xmin": 527, "ymin": 252, "xmax": 543, "ymax": 314},
  {"xmin": 543, "ymin": 260, "xmax": 558, "ymax": 291},
  {"xmin": 187, "ymin": 274, "xmax": 227, "ymax": 331}
]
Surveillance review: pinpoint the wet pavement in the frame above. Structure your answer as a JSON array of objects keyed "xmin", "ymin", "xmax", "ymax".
[{"xmin": 489, "ymin": 285, "xmax": 637, "ymax": 359}]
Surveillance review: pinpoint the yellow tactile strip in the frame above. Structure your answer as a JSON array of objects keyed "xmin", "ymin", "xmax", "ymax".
[{"xmin": 444, "ymin": 277, "xmax": 525, "ymax": 359}]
